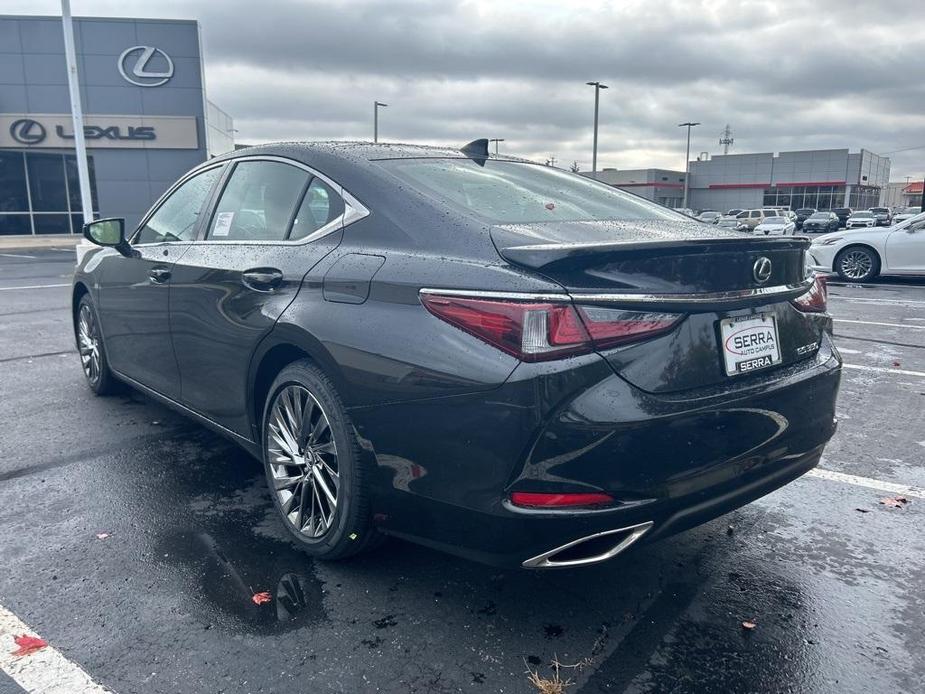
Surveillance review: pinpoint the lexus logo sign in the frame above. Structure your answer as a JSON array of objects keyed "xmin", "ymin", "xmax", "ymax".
[
  {"xmin": 10, "ymin": 118, "xmax": 47, "ymax": 145},
  {"xmin": 118, "ymin": 46, "xmax": 174, "ymax": 87},
  {"xmin": 752, "ymin": 257, "xmax": 773, "ymax": 284}
]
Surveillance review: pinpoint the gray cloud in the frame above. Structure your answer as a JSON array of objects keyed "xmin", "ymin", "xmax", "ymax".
[{"xmin": 9, "ymin": 0, "xmax": 925, "ymax": 177}]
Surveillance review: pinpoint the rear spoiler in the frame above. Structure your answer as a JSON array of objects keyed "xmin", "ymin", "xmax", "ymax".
[{"xmin": 498, "ymin": 237, "xmax": 811, "ymax": 272}]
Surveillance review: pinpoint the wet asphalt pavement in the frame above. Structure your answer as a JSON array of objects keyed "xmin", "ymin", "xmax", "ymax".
[{"xmin": 0, "ymin": 248, "xmax": 923, "ymax": 693}]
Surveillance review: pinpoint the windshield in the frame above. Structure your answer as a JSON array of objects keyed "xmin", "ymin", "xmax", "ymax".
[
  {"xmin": 852, "ymin": 212, "xmax": 874, "ymax": 218},
  {"xmin": 870, "ymin": 208, "xmax": 888, "ymax": 214},
  {"xmin": 378, "ymin": 158, "xmax": 684, "ymax": 224},
  {"xmin": 808, "ymin": 213, "xmax": 830, "ymax": 220},
  {"xmin": 797, "ymin": 209, "xmax": 815, "ymax": 214},
  {"xmin": 762, "ymin": 217, "xmax": 786, "ymax": 224},
  {"xmin": 903, "ymin": 207, "xmax": 919, "ymax": 214}
]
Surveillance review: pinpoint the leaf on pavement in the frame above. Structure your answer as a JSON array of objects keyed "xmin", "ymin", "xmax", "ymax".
[
  {"xmin": 95, "ymin": 532, "xmax": 110, "ymax": 540},
  {"xmin": 251, "ymin": 591, "xmax": 272, "ymax": 605},
  {"xmin": 879, "ymin": 496, "xmax": 909, "ymax": 508},
  {"xmin": 741, "ymin": 621, "xmax": 757, "ymax": 631},
  {"xmin": 12, "ymin": 634, "xmax": 48, "ymax": 657}
]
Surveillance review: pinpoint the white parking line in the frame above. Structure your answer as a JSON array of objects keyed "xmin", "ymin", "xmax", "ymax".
[
  {"xmin": 829, "ymin": 296, "xmax": 925, "ymax": 308},
  {"xmin": 0, "ymin": 253, "xmax": 36, "ymax": 259},
  {"xmin": 0, "ymin": 604, "xmax": 111, "ymax": 693},
  {"xmin": 836, "ymin": 319, "xmax": 925, "ymax": 330},
  {"xmin": 0, "ymin": 283, "xmax": 70, "ymax": 292},
  {"xmin": 808, "ymin": 468, "xmax": 925, "ymax": 499},
  {"xmin": 843, "ymin": 363, "xmax": 925, "ymax": 377}
]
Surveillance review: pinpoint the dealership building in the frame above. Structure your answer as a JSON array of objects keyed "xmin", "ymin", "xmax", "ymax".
[
  {"xmin": 0, "ymin": 14, "xmax": 233, "ymax": 236},
  {"xmin": 586, "ymin": 148, "xmax": 890, "ymax": 213}
]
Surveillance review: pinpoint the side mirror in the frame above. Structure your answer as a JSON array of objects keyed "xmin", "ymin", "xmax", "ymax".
[{"xmin": 83, "ymin": 218, "xmax": 136, "ymax": 257}]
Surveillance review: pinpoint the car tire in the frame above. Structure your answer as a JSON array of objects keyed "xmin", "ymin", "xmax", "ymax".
[
  {"xmin": 76, "ymin": 294, "xmax": 118, "ymax": 395},
  {"xmin": 835, "ymin": 246, "xmax": 880, "ymax": 283},
  {"xmin": 262, "ymin": 359, "xmax": 381, "ymax": 560}
]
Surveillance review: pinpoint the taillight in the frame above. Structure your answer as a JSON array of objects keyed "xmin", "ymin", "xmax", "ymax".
[
  {"xmin": 421, "ymin": 293, "xmax": 682, "ymax": 361},
  {"xmin": 791, "ymin": 275, "xmax": 827, "ymax": 313},
  {"xmin": 510, "ymin": 491, "xmax": 614, "ymax": 508}
]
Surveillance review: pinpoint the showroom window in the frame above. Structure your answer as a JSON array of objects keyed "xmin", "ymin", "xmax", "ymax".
[{"xmin": 0, "ymin": 151, "xmax": 99, "ymax": 235}]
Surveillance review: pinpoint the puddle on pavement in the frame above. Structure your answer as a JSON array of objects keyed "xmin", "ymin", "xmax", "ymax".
[{"xmin": 154, "ymin": 527, "xmax": 327, "ymax": 635}]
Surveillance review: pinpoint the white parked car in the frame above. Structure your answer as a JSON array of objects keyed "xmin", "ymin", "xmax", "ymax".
[
  {"xmin": 716, "ymin": 216, "xmax": 748, "ymax": 231},
  {"xmin": 893, "ymin": 206, "xmax": 920, "ymax": 224},
  {"xmin": 845, "ymin": 210, "xmax": 876, "ymax": 229},
  {"xmin": 696, "ymin": 210, "xmax": 722, "ymax": 224},
  {"xmin": 808, "ymin": 211, "xmax": 925, "ymax": 282},
  {"xmin": 753, "ymin": 216, "xmax": 796, "ymax": 236}
]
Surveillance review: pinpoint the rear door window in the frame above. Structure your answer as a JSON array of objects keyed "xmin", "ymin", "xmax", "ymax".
[{"xmin": 207, "ymin": 160, "xmax": 308, "ymax": 241}]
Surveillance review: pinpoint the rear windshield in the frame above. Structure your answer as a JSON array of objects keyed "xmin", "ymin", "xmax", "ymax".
[{"xmin": 377, "ymin": 158, "xmax": 683, "ymax": 224}]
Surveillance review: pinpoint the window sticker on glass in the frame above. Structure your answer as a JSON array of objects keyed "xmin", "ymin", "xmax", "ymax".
[{"xmin": 213, "ymin": 211, "xmax": 235, "ymax": 237}]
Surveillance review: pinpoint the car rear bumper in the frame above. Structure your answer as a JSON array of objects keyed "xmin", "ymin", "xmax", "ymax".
[{"xmin": 352, "ymin": 335, "xmax": 841, "ymax": 568}]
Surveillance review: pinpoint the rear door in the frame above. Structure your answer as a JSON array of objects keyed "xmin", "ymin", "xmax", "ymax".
[
  {"xmin": 97, "ymin": 165, "xmax": 223, "ymax": 398},
  {"xmin": 168, "ymin": 156, "xmax": 348, "ymax": 437}
]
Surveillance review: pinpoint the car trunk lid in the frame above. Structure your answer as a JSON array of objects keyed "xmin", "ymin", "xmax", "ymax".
[{"xmin": 491, "ymin": 220, "xmax": 821, "ymax": 393}]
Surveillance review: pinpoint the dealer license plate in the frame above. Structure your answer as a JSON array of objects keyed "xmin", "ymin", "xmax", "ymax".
[{"xmin": 719, "ymin": 313, "xmax": 782, "ymax": 376}]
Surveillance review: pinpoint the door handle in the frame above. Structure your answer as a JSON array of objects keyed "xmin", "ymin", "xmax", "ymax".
[
  {"xmin": 242, "ymin": 268, "xmax": 284, "ymax": 292},
  {"xmin": 149, "ymin": 267, "xmax": 171, "ymax": 283}
]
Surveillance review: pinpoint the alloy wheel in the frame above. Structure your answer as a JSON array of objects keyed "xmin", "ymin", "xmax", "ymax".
[
  {"xmin": 266, "ymin": 385, "xmax": 340, "ymax": 538},
  {"xmin": 77, "ymin": 304, "xmax": 101, "ymax": 385},
  {"xmin": 839, "ymin": 250, "xmax": 873, "ymax": 280}
]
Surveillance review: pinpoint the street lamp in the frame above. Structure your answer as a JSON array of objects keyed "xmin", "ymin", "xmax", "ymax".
[
  {"xmin": 586, "ymin": 81, "xmax": 608, "ymax": 173},
  {"xmin": 374, "ymin": 101, "xmax": 388, "ymax": 143},
  {"xmin": 488, "ymin": 138, "xmax": 505, "ymax": 156},
  {"xmin": 678, "ymin": 121, "xmax": 700, "ymax": 209}
]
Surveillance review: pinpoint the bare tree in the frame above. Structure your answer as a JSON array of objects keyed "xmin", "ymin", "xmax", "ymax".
[{"xmin": 569, "ymin": 161, "xmax": 580, "ymax": 173}]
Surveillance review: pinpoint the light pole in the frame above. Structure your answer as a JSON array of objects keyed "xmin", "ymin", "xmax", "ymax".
[
  {"xmin": 678, "ymin": 121, "xmax": 700, "ymax": 209},
  {"xmin": 374, "ymin": 101, "xmax": 388, "ymax": 143},
  {"xmin": 488, "ymin": 138, "xmax": 505, "ymax": 156},
  {"xmin": 586, "ymin": 81, "xmax": 608, "ymax": 173}
]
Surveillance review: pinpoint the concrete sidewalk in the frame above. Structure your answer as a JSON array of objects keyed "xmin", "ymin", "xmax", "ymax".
[{"xmin": 0, "ymin": 235, "xmax": 81, "ymax": 251}]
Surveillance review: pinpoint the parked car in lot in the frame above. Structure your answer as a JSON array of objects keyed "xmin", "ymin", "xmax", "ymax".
[
  {"xmin": 801, "ymin": 211, "xmax": 840, "ymax": 234},
  {"xmin": 736, "ymin": 208, "xmax": 780, "ymax": 230},
  {"xmin": 809, "ymin": 211, "xmax": 925, "ymax": 282},
  {"xmin": 697, "ymin": 210, "xmax": 722, "ymax": 224},
  {"xmin": 893, "ymin": 206, "xmax": 920, "ymax": 224},
  {"xmin": 716, "ymin": 216, "xmax": 748, "ymax": 231},
  {"xmin": 869, "ymin": 207, "xmax": 892, "ymax": 226},
  {"xmin": 753, "ymin": 216, "xmax": 796, "ymax": 236},
  {"xmin": 73, "ymin": 140, "xmax": 841, "ymax": 569},
  {"xmin": 846, "ymin": 211, "xmax": 877, "ymax": 229},
  {"xmin": 725, "ymin": 208, "xmax": 745, "ymax": 217},
  {"xmin": 795, "ymin": 208, "xmax": 816, "ymax": 229},
  {"xmin": 832, "ymin": 208, "xmax": 852, "ymax": 228}
]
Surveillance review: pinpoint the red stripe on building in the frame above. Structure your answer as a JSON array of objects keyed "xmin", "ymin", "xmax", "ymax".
[
  {"xmin": 708, "ymin": 183, "xmax": 768, "ymax": 190},
  {"xmin": 773, "ymin": 181, "xmax": 847, "ymax": 187},
  {"xmin": 617, "ymin": 182, "xmax": 684, "ymax": 189}
]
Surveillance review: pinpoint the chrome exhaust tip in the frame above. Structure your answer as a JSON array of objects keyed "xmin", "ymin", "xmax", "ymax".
[{"xmin": 522, "ymin": 521, "xmax": 654, "ymax": 569}]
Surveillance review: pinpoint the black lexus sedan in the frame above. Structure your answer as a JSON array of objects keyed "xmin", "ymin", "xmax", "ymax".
[
  {"xmin": 73, "ymin": 140, "xmax": 841, "ymax": 569},
  {"xmin": 802, "ymin": 211, "xmax": 841, "ymax": 234}
]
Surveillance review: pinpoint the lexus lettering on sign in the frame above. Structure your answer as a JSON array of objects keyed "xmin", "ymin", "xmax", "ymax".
[{"xmin": 0, "ymin": 114, "xmax": 198, "ymax": 149}]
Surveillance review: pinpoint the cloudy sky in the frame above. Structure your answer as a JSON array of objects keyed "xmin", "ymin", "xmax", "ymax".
[{"xmin": 9, "ymin": 0, "xmax": 925, "ymax": 179}]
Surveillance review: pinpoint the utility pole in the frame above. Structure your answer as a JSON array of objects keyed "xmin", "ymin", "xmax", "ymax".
[
  {"xmin": 719, "ymin": 124, "xmax": 734, "ymax": 155},
  {"xmin": 678, "ymin": 122, "xmax": 700, "ymax": 210},
  {"xmin": 373, "ymin": 101, "xmax": 388, "ymax": 143},
  {"xmin": 586, "ymin": 81, "xmax": 608, "ymax": 173},
  {"xmin": 61, "ymin": 0, "xmax": 93, "ymax": 228},
  {"xmin": 488, "ymin": 138, "xmax": 504, "ymax": 156}
]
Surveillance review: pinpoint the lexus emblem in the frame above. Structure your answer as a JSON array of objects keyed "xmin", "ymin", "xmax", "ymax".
[
  {"xmin": 10, "ymin": 118, "xmax": 47, "ymax": 145},
  {"xmin": 753, "ymin": 257, "xmax": 773, "ymax": 284},
  {"xmin": 118, "ymin": 46, "xmax": 174, "ymax": 87}
]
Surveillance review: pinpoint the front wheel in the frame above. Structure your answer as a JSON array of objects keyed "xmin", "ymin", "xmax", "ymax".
[
  {"xmin": 76, "ymin": 294, "xmax": 118, "ymax": 395},
  {"xmin": 835, "ymin": 246, "xmax": 880, "ymax": 283},
  {"xmin": 262, "ymin": 360, "xmax": 379, "ymax": 560}
]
